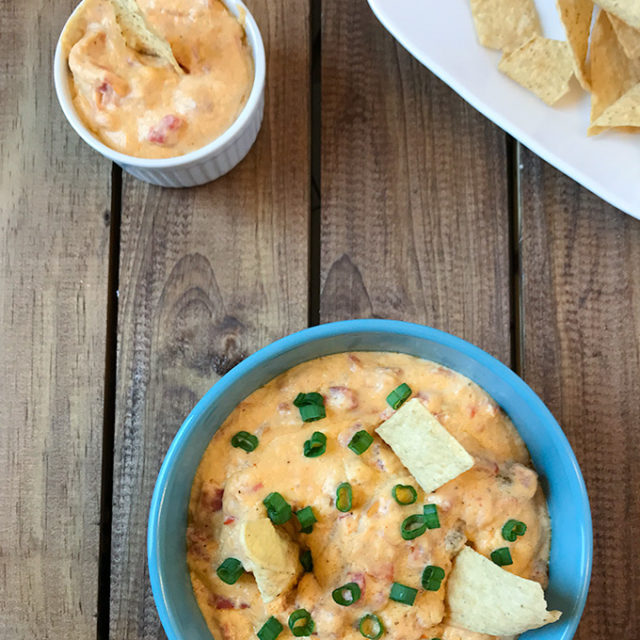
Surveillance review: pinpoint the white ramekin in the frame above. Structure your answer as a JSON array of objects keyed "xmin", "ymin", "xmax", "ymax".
[{"xmin": 53, "ymin": 0, "xmax": 265, "ymax": 188}]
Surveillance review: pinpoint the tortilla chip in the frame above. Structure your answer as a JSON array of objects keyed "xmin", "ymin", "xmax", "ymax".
[
  {"xmin": 595, "ymin": 0, "xmax": 640, "ymax": 31},
  {"xmin": 240, "ymin": 518, "xmax": 302, "ymax": 603},
  {"xmin": 592, "ymin": 82, "xmax": 640, "ymax": 126},
  {"xmin": 556, "ymin": 0, "xmax": 594, "ymax": 90},
  {"xmin": 469, "ymin": 0, "xmax": 541, "ymax": 52},
  {"xmin": 498, "ymin": 36, "xmax": 575, "ymax": 105},
  {"xmin": 375, "ymin": 398, "xmax": 474, "ymax": 494},
  {"xmin": 447, "ymin": 547, "xmax": 562, "ymax": 636},
  {"xmin": 109, "ymin": 0, "xmax": 182, "ymax": 74},
  {"xmin": 589, "ymin": 11, "xmax": 640, "ymax": 133},
  {"xmin": 608, "ymin": 12, "xmax": 640, "ymax": 58}
]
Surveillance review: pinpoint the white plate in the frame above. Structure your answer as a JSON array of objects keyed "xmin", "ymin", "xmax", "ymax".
[{"xmin": 368, "ymin": 0, "xmax": 640, "ymax": 219}]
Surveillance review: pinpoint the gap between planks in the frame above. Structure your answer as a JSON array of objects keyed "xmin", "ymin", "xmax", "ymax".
[{"xmin": 97, "ymin": 165, "xmax": 122, "ymax": 640}]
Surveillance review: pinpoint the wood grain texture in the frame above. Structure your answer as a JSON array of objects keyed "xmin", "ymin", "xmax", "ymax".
[
  {"xmin": 109, "ymin": 1, "xmax": 310, "ymax": 636},
  {"xmin": 0, "ymin": 0, "xmax": 113, "ymax": 637},
  {"xmin": 520, "ymin": 149, "xmax": 640, "ymax": 638},
  {"xmin": 320, "ymin": 0, "xmax": 512, "ymax": 362}
]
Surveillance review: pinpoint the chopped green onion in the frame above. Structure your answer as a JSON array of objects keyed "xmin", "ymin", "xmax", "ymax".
[
  {"xmin": 263, "ymin": 492, "xmax": 292, "ymax": 525},
  {"xmin": 386, "ymin": 383, "xmax": 412, "ymax": 409},
  {"xmin": 401, "ymin": 514, "xmax": 428, "ymax": 540},
  {"xmin": 257, "ymin": 617, "xmax": 283, "ymax": 640},
  {"xmin": 294, "ymin": 392, "xmax": 324, "ymax": 407},
  {"xmin": 303, "ymin": 431, "xmax": 327, "ymax": 458},
  {"xmin": 392, "ymin": 484, "xmax": 417, "ymax": 505},
  {"xmin": 359, "ymin": 614, "xmax": 384, "ymax": 639},
  {"xmin": 216, "ymin": 557, "xmax": 243, "ymax": 584},
  {"xmin": 421, "ymin": 565, "xmax": 445, "ymax": 591},
  {"xmin": 300, "ymin": 549, "xmax": 313, "ymax": 573},
  {"xmin": 293, "ymin": 392, "xmax": 326, "ymax": 422},
  {"xmin": 348, "ymin": 430, "xmax": 374, "ymax": 455},
  {"xmin": 336, "ymin": 482, "xmax": 353, "ymax": 512},
  {"xmin": 231, "ymin": 431, "xmax": 258, "ymax": 452},
  {"xmin": 288, "ymin": 609, "xmax": 315, "ymax": 637},
  {"xmin": 422, "ymin": 504, "xmax": 440, "ymax": 529},
  {"xmin": 389, "ymin": 582, "xmax": 418, "ymax": 605},
  {"xmin": 491, "ymin": 547, "xmax": 513, "ymax": 566},
  {"xmin": 332, "ymin": 582, "xmax": 361, "ymax": 606},
  {"xmin": 502, "ymin": 519, "xmax": 527, "ymax": 542},
  {"xmin": 296, "ymin": 506, "xmax": 317, "ymax": 533}
]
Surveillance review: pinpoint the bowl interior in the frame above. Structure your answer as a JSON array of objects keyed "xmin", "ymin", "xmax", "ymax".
[
  {"xmin": 53, "ymin": 0, "xmax": 266, "ymax": 169},
  {"xmin": 148, "ymin": 320, "xmax": 592, "ymax": 640}
]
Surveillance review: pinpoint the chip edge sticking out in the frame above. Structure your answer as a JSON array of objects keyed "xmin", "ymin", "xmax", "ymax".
[
  {"xmin": 498, "ymin": 35, "xmax": 575, "ymax": 106},
  {"xmin": 595, "ymin": 0, "xmax": 640, "ymax": 32},
  {"xmin": 556, "ymin": 0, "xmax": 594, "ymax": 90},
  {"xmin": 109, "ymin": 0, "xmax": 183, "ymax": 74},
  {"xmin": 375, "ymin": 398, "xmax": 474, "ymax": 494},
  {"xmin": 447, "ymin": 546, "xmax": 562, "ymax": 636},
  {"xmin": 608, "ymin": 11, "xmax": 640, "ymax": 59}
]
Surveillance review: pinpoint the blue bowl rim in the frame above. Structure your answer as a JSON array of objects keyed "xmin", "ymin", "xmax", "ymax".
[{"xmin": 147, "ymin": 318, "xmax": 593, "ymax": 639}]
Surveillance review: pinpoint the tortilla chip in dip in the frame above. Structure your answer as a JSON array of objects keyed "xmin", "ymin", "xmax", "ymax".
[
  {"xmin": 595, "ymin": 0, "xmax": 640, "ymax": 31},
  {"xmin": 556, "ymin": 0, "xmax": 594, "ymax": 89},
  {"xmin": 608, "ymin": 11, "xmax": 640, "ymax": 58},
  {"xmin": 109, "ymin": 0, "xmax": 182, "ymax": 73},
  {"xmin": 447, "ymin": 546, "xmax": 562, "ymax": 636},
  {"xmin": 589, "ymin": 10, "xmax": 640, "ymax": 133},
  {"xmin": 468, "ymin": 0, "xmax": 541, "ymax": 52},
  {"xmin": 375, "ymin": 398, "xmax": 474, "ymax": 494},
  {"xmin": 238, "ymin": 518, "xmax": 302, "ymax": 603},
  {"xmin": 498, "ymin": 35, "xmax": 575, "ymax": 105}
]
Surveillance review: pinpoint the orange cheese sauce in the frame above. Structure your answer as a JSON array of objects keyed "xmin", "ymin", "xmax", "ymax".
[
  {"xmin": 61, "ymin": 0, "xmax": 253, "ymax": 158},
  {"xmin": 188, "ymin": 352, "xmax": 551, "ymax": 640}
]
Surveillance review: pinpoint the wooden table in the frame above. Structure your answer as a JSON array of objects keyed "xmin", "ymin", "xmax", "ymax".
[{"xmin": 2, "ymin": 1, "xmax": 639, "ymax": 638}]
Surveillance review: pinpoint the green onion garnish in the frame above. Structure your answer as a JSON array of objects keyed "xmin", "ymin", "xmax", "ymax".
[
  {"xmin": 392, "ymin": 484, "xmax": 417, "ymax": 505},
  {"xmin": 336, "ymin": 482, "xmax": 353, "ymax": 512},
  {"xmin": 293, "ymin": 392, "xmax": 326, "ymax": 422},
  {"xmin": 303, "ymin": 431, "xmax": 327, "ymax": 458},
  {"xmin": 389, "ymin": 582, "xmax": 418, "ymax": 605},
  {"xmin": 423, "ymin": 504, "xmax": 440, "ymax": 529},
  {"xmin": 491, "ymin": 547, "xmax": 513, "ymax": 566},
  {"xmin": 359, "ymin": 614, "xmax": 384, "ymax": 639},
  {"xmin": 401, "ymin": 514, "xmax": 428, "ymax": 540},
  {"xmin": 300, "ymin": 549, "xmax": 313, "ymax": 573},
  {"xmin": 216, "ymin": 557, "xmax": 244, "ymax": 585},
  {"xmin": 263, "ymin": 492, "xmax": 292, "ymax": 525},
  {"xmin": 257, "ymin": 617, "xmax": 283, "ymax": 640},
  {"xmin": 296, "ymin": 506, "xmax": 317, "ymax": 533},
  {"xmin": 502, "ymin": 519, "xmax": 527, "ymax": 542},
  {"xmin": 288, "ymin": 609, "xmax": 315, "ymax": 637},
  {"xmin": 332, "ymin": 582, "xmax": 361, "ymax": 606},
  {"xmin": 231, "ymin": 431, "xmax": 258, "ymax": 452},
  {"xmin": 421, "ymin": 565, "xmax": 445, "ymax": 591},
  {"xmin": 386, "ymin": 383, "xmax": 412, "ymax": 409},
  {"xmin": 348, "ymin": 430, "xmax": 374, "ymax": 455}
]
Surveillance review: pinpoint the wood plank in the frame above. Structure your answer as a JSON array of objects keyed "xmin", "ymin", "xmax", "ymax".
[
  {"xmin": 520, "ymin": 149, "xmax": 640, "ymax": 638},
  {"xmin": 320, "ymin": 0, "xmax": 512, "ymax": 362},
  {"xmin": 0, "ymin": 1, "xmax": 113, "ymax": 637},
  {"xmin": 109, "ymin": 1, "xmax": 311, "ymax": 636}
]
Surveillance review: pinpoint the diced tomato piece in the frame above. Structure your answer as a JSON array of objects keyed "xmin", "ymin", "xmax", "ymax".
[
  {"xmin": 328, "ymin": 386, "xmax": 359, "ymax": 410},
  {"xmin": 213, "ymin": 596, "xmax": 235, "ymax": 610},
  {"xmin": 148, "ymin": 114, "xmax": 185, "ymax": 145},
  {"xmin": 223, "ymin": 516, "xmax": 235, "ymax": 525},
  {"xmin": 251, "ymin": 482, "xmax": 264, "ymax": 492}
]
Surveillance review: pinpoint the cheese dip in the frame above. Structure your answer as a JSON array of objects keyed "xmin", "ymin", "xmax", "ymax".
[
  {"xmin": 187, "ymin": 352, "xmax": 552, "ymax": 640},
  {"xmin": 61, "ymin": 0, "xmax": 254, "ymax": 159}
]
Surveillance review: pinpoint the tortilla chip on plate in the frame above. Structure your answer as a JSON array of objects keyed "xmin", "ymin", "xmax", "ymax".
[
  {"xmin": 109, "ymin": 0, "xmax": 183, "ymax": 73},
  {"xmin": 376, "ymin": 398, "xmax": 474, "ymax": 494},
  {"xmin": 589, "ymin": 11, "xmax": 640, "ymax": 133},
  {"xmin": 608, "ymin": 12, "xmax": 640, "ymax": 58},
  {"xmin": 595, "ymin": 0, "xmax": 640, "ymax": 31},
  {"xmin": 469, "ymin": 0, "xmax": 541, "ymax": 52},
  {"xmin": 498, "ymin": 35, "xmax": 575, "ymax": 105},
  {"xmin": 447, "ymin": 546, "xmax": 562, "ymax": 636},
  {"xmin": 556, "ymin": 0, "xmax": 594, "ymax": 89}
]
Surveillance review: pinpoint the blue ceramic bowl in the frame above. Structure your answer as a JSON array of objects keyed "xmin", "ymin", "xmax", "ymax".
[{"xmin": 148, "ymin": 320, "xmax": 592, "ymax": 640}]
